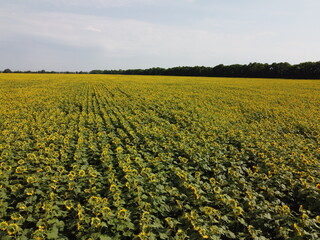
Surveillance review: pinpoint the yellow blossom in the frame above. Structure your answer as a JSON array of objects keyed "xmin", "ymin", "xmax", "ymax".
[
  {"xmin": 7, "ymin": 223, "xmax": 19, "ymax": 235},
  {"xmin": 78, "ymin": 169, "xmax": 86, "ymax": 177},
  {"xmin": 294, "ymin": 223, "xmax": 302, "ymax": 236},
  {"xmin": 0, "ymin": 221, "xmax": 8, "ymax": 231},
  {"xmin": 233, "ymin": 206, "xmax": 243, "ymax": 216},
  {"xmin": 117, "ymin": 208, "xmax": 127, "ymax": 219},
  {"xmin": 91, "ymin": 217, "xmax": 101, "ymax": 228}
]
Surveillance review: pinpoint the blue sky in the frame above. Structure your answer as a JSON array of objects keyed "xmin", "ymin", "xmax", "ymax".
[{"xmin": 1, "ymin": 0, "xmax": 320, "ymax": 71}]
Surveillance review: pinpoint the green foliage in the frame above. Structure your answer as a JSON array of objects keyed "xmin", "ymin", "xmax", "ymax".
[{"xmin": 0, "ymin": 74, "xmax": 320, "ymax": 239}]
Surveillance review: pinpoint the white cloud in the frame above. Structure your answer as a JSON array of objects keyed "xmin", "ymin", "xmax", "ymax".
[
  {"xmin": 85, "ymin": 26, "xmax": 102, "ymax": 33},
  {"xmin": 1, "ymin": 1, "xmax": 320, "ymax": 70},
  {"xmin": 0, "ymin": 8, "xmax": 227, "ymax": 57},
  {"xmin": 45, "ymin": 0, "xmax": 160, "ymax": 8}
]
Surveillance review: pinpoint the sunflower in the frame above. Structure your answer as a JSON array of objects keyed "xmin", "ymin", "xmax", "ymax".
[
  {"xmin": 165, "ymin": 217, "xmax": 174, "ymax": 228},
  {"xmin": 282, "ymin": 205, "xmax": 290, "ymax": 214},
  {"xmin": 7, "ymin": 223, "xmax": 19, "ymax": 235},
  {"xmin": 44, "ymin": 166, "xmax": 52, "ymax": 172},
  {"xmin": 78, "ymin": 169, "xmax": 86, "ymax": 177},
  {"xmin": 175, "ymin": 229, "xmax": 187, "ymax": 240},
  {"xmin": 0, "ymin": 221, "xmax": 8, "ymax": 231},
  {"xmin": 68, "ymin": 171, "xmax": 76, "ymax": 181},
  {"xmin": 76, "ymin": 222, "xmax": 82, "ymax": 231},
  {"xmin": 68, "ymin": 182, "xmax": 74, "ymax": 190},
  {"xmin": 91, "ymin": 217, "xmax": 101, "ymax": 228},
  {"xmin": 210, "ymin": 225, "xmax": 220, "ymax": 234},
  {"xmin": 247, "ymin": 225, "xmax": 255, "ymax": 238},
  {"xmin": 57, "ymin": 166, "xmax": 65, "ymax": 173},
  {"xmin": 15, "ymin": 166, "xmax": 27, "ymax": 174},
  {"xmin": 198, "ymin": 229, "xmax": 209, "ymax": 239},
  {"xmin": 117, "ymin": 208, "xmax": 127, "ymax": 219},
  {"xmin": 293, "ymin": 223, "xmax": 302, "ymax": 236},
  {"xmin": 176, "ymin": 200, "xmax": 183, "ymax": 209},
  {"xmin": 17, "ymin": 202, "xmax": 27, "ymax": 210},
  {"xmin": 149, "ymin": 174, "xmax": 156, "ymax": 182},
  {"xmin": 25, "ymin": 188, "xmax": 35, "ymax": 196},
  {"xmin": 18, "ymin": 159, "xmax": 25, "ymax": 165},
  {"xmin": 209, "ymin": 178, "xmax": 216, "ymax": 185},
  {"xmin": 109, "ymin": 184, "xmax": 117, "ymax": 192},
  {"xmin": 32, "ymin": 228, "xmax": 46, "ymax": 240},
  {"xmin": 88, "ymin": 169, "xmax": 97, "ymax": 177},
  {"xmin": 64, "ymin": 200, "xmax": 74, "ymax": 210},
  {"xmin": 227, "ymin": 199, "xmax": 238, "ymax": 208},
  {"xmin": 27, "ymin": 176, "xmax": 37, "ymax": 184},
  {"xmin": 203, "ymin": 206, "xmax": 215, "ymax": 215},
  {"xmin": 213, "ymin": 186, "xmax": 221, "ymax": 194},
  {"xmin": 116, "ymin": 146, "xmax": 123, "ymax": 154},
  {"xmin": 49, "ymin": 192, "xmax": 55, "ymax": 199},
  {"xmin": 101, "ymin": 207, "xmax": 111, "ymax": 217},
  {"xmin": 88, "ymin": 196, "xmax": 101, "ymax": 205},
  {"xmin": 233, "ymin": 206, "xmax": 243, "ymax": 216},
  {"xmin": 37, "ymin": 221, "xmax": 46, "ymax": 230},
  {"xmin": 11, "ymin": 212, "xmax": 23, "ymax": 221}
]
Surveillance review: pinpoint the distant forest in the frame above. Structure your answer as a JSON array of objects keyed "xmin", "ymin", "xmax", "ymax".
[{"xmin": 3, "ymin": 61, "xmax": 320, "ymax": 79}]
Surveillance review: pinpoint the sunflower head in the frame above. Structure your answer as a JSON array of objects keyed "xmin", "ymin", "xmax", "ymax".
[
  {"xmin": 7, "ymin": 223, "xmax": 19, "ymax": 235},
  {"xmin": 91, "ymin": 217, "xmax": 101, "ymax": 228},
  {"xmin": 213, "ymin": 186, "xmax": 221, "ymax": 193},
  {"xmin": 117, "ymin": 208, "xmax": 127, "ymax": 219},
  {"xmin": 116, "ymin": 146, "xmax": 123, "ymax": 154},
  {"xmin": 25, "ymin": 188, "xmax": 35, "ymax": 196},
  {"xmin": 11, "ymin": 212, "xmax": 23, "ymax": 221},
  {"xmin": 0, "ymin": 221, "xmax": 8, "ymax": 231},
  {"xmin": 203, "ymin": 206, "xmax": 215, "ymax": 215},
  {"xmin": 27, "ymin": 176, "xmax": 37, "ymax": 184},
  {"xmin": 109, "ymin": 184, "xmax": 117, "ymax": 192},
  {"xmin": 64, "ymin": 200, "xmax": 74, "ymax": 210},
  {"xmin": 78, "ymin": 170, "xmax": 86, "ymax": 177},
  {"xmin": 282, "ymin": 205, "xmax": 291, "ymax": 214},
  {"xmin": 101, "ymin": 207, "xmax": 111, "ymax": 217},
  {"xmin": 227, "ymin": 199, "xmax": 238, "ymax": 208},
  {"xmin": 294, "ymin": 223, "xmax": 302, "ymax": 236},
  {"xmin": 88, "ymin": 196, "xmax": 101, "ymax": 205},
  {"xmin": 233, "ymin": 206, "xmax": 243, "ymax": 216},
  {"xmin": 18, "ymin": 159, "xmax": 25, "ymax": 165}
]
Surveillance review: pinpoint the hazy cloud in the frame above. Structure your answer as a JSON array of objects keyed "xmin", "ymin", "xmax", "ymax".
[{"xmin": 1, "ymin": 0, "xmax": 320, "ymax": 71}]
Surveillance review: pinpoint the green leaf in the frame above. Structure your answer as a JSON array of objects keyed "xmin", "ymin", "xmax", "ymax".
[
  {"xmin": 159, "ymin": 232, "xmax": 168, "ymax": 239},
  {"xmin": 238, "ymin": 218, "xmax": 247, "ymax": 226},
  {"xmin": 27, "ymin": 215, "xmax": 37, "ymax": 222},
  {"xmin": 47, "ymin": 226, "xmax": 59, "ymax": 239},
  {"xmin": 262, "ymin": 213, "xmax": 272, "ymax": 220},
  {"xmin": 225, "ymin": 230, "xmax": 236, "ymax": 239},
  {"xmin": 99, "ymin": 235, "xmax": 113, "ymax": 240}
]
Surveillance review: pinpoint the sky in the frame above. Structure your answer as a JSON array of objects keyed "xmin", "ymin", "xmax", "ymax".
[{"xmin": 1, "ymin": 0, "xmax": 320, "ymax": 72}]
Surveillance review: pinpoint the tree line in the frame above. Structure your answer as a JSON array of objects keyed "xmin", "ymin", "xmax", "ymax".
[
  {"xmin": 2, "ymin": 61, "xmax": 320, "ymax": 79},
  {"xmin": 1, "ymin": 69, "xmax": 88, "ymax": 74},
  {"xmin": 90, "ymin": 62, "xmax": 320, "ymax": 79}
]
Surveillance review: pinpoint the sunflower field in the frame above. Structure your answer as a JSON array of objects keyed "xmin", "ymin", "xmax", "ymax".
[{"xmin": 0, "ymin": 74, "xmax": 319, "ymax": 240}]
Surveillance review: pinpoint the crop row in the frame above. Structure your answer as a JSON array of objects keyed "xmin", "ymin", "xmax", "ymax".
[{"xmin": 0, "ymin": 74, "xmax": 319, "ymax": 239}]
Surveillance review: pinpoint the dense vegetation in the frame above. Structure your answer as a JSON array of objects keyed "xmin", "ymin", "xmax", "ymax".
[
  {"xmin": 3, "ymin": 61, "xmax": 320, "ymax": 79},
  {"xmin": 90, "ymin": 61, "xmax": 320, "ymax": 79},
  {"xmin": 0, "ymin": 74, "xmax": 320, "ymax": 240}
]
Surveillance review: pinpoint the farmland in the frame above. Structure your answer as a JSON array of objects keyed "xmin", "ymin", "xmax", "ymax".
[{"xmin": 0, "ymin": 74, "xmax": 320, "ymax": 239}]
